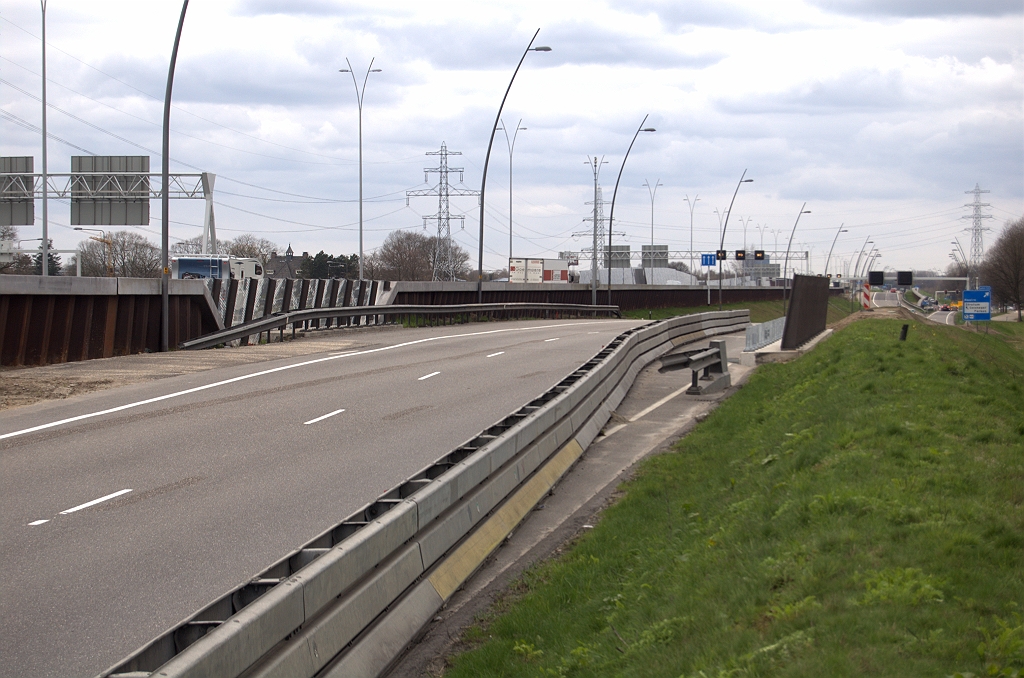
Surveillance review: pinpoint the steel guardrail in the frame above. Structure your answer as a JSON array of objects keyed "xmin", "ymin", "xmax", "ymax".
[
  {"xmin": 179, "ymin": 302, "xmax": 622, "ymax": 350},
  {"xmin": 101, "ymin": 310, "xmax": 750, "ymax": 678}
]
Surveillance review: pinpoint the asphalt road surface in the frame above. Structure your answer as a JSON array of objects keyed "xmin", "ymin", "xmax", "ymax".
[
  {"xmin": 871, "ymin": 291, "xmax": 901, "ymax": 308},
  {"xmin": 929, "ymin": 310, "xmax": 957, "ymax": 325},
  {"xmin": 0, "ymin": 317, "xmax": 642, "ymax": 678}
]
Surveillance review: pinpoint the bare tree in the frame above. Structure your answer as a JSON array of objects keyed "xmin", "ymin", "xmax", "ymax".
[
  {"xmin": 171, "ymin": 235, "xmax": 231, "ymax": 255},
  {"xmin": 367, "ymin": 230, "xmax": 471, "ymax": 281},
  {"xmin": 369, "ymin": 230, "xmax": 434, "ymax": 280},
  {"xmin": 0, "ymin": 224, "xmax": 30, "ymax": 274},
  {"xmin": 226, "ymin": 234, "xmax": 278, "ymax": 265},
  {"xmin": 981, "ymin": 216, "xmax": 1024, "ymax": 321},
  {"xmin": 76, "ymin": 230, "xmax": 161, "ymax": 278}
]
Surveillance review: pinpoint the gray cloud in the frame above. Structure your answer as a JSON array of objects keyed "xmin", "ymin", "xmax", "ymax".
[{"xmin": 809, "ymin": 0, "xmax": 1022, "ymax": 18}]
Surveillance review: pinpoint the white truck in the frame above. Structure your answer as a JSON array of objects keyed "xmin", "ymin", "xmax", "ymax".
[{"xmin": 171, "ymin": 256, "xmax": 264, "ymax": 280}]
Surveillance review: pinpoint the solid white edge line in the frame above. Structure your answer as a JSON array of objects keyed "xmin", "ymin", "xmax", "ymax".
[
  {"xmin": 597, "ymin": 423, "xmax": 627, "ymax": 440},
  {"xmin": 59, "ymin": 488, "xmax": 132, "ymax": 515},
  {"xmin": 303, "ymin": 408, "xmax": 346, "ymax": 425},
  {"xmin": 628, "ymin": 384, "xmax": 693, "ymax": 422},
  {"xmin": 486, "ymin": 351, "xmax": 505, "ymax": 358},
  {"xmin": 418, "ymin": 371, "xmax": 441, "ymax": 381},
  {"xmin": 28, "ymin": 519, "xmax": 49, "ymax": 526},
  {"xmin": 0, "ymin": 319, "xmax": 634, "ymax": 442}
]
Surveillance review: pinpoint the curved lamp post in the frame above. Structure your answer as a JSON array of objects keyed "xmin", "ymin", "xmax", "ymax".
[
  {"xmin": 823, "ymin": 224, "xmax": 847, "ymax": 277},
  {"xmin": 781, "ymin": 203, "xmax": 811, "ymax": 316},
  {"xmin": 477, "ymin": 31, "xmax": 550, "ymax": 302},
  {"xmin": 497, "ymin": 119, "xmax": 526, "ymax": 265},
  {"xmin": 340, "ymin": 59, "xmax": 382, "ymax": 282},
  {"xmin": 161, "ymin": 0, "xmax": 189, "ymax": 352},
  {"xmin": 717, "ymin": 171, "xmax": 753, "ymax": 310},
  {"xmin": 606, "ymin": 116, "xmax": 655, "ymax": 304}
]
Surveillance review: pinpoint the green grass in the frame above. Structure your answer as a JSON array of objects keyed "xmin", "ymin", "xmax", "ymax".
[
  {"xmin": 445, "ymin": 319, "xmax": 1024, "ymax": 678},
  {"xmin": 624, "ymin": 298, "xmax": 856, "ymax": 326}
]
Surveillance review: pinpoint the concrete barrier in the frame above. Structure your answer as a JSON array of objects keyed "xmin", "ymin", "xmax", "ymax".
[{"xmin": 100, "ymin": 310, "xmax": 749, "ymax": 678}]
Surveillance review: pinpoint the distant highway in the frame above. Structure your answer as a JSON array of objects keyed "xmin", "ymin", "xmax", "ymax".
[{"xmin": 0, "ymin": 318, "xmax": 642, "ymax": 678}]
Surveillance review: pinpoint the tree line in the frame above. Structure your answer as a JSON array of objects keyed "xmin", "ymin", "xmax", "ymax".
[{"xmin": 1, "ymin": 225, "xmax": 477, "ymax": 282}]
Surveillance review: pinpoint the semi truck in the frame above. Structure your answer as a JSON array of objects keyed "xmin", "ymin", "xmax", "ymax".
[
  {"xmin": 509, "ymin": 258, "xmax": 569, "ymax": 283},
  {"xmin": 171, "ymin": 256, "xmax": 264, "ymax": 280}
]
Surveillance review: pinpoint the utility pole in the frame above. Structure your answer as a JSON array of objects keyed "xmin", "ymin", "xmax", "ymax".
[
  {"xmin": 40, "ymin": 1, "xmax": 49, "ymax": 277},
  {"xmin": 961, "ymin": 184, "xmax": 993, "ymax": 290},
  {"xmin": 407, "ymin": 143, "xmax": 480, "ymax": 281}
]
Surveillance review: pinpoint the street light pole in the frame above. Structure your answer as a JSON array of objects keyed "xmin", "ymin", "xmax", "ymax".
[
  {"xmin": 40, "ymin": 1, "xmax": 49, "ymax": 277},
  {"xmin": 643, "ymin": 178, "xmax": 662, "ymax": 285},
  {"xmin": 606, "ymin": 116, "xmax": 655, "ymax": 304},
  {"xmin": 781, "ymin": 203, "xmax": 811, "ymax": 316},
  {"xmin": 340, "ymin": 58, "xmax": 382, "ymax": 282},
  {"xmin": 497, "ymin": 118, "xmax": 526, "ymax": 266},
  {"xmin": 477, "ymin": 31, "xmax": 550, "ymax": 303},
  {"xmin": 161, "ymin": 0, "xmax": 188, "ymax": 352},
  {"xmin": 823, "ymin": 224, "xmax": 847, "ymax": 276},
  {"xmin": 684, "ymin": 194, "xmax": 699, "ymax": 282},
  {"xmin": 717, "ymin": 171, "xmax": 753, "ymax": 310}
]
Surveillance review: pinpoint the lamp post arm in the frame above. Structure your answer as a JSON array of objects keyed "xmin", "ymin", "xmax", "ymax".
[
  {"xmin": 477, "ymin": 28, "xmax": 540, "ymax": 302},
  {"xmin": 717, "ymin": 169, "xmax": 749, "ymax": 310},
  {"xmin": 606, "ymin": 113, "xmax": 649, "ymax": 304},
  {"xmin": 161, "ymin": 0, "xmax": 188, "ymax": 352},
  {"xmin": 824, "ymin": 223, "xmax": 844, "ymax": 274},
  {"xmin": 781, "ymin": 202, "xmax": 808, "ymax": 316}
]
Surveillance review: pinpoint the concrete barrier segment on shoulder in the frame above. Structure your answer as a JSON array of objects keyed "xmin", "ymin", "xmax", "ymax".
[{"xmin": 100, "ymin": 310, "xmax": 749, "ymax": 678}]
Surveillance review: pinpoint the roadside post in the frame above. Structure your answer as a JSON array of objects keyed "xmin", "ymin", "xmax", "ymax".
[{"xmin": 702, "ymin": 253, "xmax": 715, "ymax": 305}]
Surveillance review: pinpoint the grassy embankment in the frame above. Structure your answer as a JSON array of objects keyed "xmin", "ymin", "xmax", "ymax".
[
  {"xmin": 446, "ymin": 319, "xmax": 1024, "ymax": 677},
  {"xmin": 624, "ymin": 297, "xmax": 856, "ymax": 326}
]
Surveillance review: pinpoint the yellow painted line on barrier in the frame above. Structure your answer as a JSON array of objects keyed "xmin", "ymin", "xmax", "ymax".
[{"xmin": 427, "ymin": 439, "xmax": 585, "ymax": 601}]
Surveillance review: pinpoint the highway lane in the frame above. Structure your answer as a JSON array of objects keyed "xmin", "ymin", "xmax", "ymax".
[
  {"xmin": 929, "ymin": 310, "xmax": 957, "ymax": 325},
  {"xmin": 0, "ymin": 317, "xmax": 643, "ymax": 678}
]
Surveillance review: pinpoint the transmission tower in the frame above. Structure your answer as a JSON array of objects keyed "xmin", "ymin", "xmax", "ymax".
[
  {"xmin": 961, "ymin": 183, "xmax": 993, "ymax": 289},
  {"xmin": 406, "ymin": 143, "xmax": 480, "ymax": 281}
]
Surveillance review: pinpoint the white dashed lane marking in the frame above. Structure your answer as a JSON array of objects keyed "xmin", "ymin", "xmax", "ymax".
[
  {"xmin": 303, "ymin": 408, "xmax": 346, "ymax": 425},
  {"xmin": 418, "ymin": 371, "xmax": 441, "ymax": 381}
]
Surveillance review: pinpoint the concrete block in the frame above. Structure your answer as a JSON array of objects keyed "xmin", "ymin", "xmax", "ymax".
[
  {"xmin": 319, "ymin": 579, "xmax": 443, "ymax": 678},
  {"xmin": 410, "ymin": 478, "xmax": 455, "ymax": 529},
  {"xmin": 451, "ymin": 451, "xmax": 492, "ymax": 501},
  {"xmin": 300, "ymin": 501, "xmax": 417, "ymax": 617},
  {"xmin": 416, "ymin": 494, "xmax": 476, "ymax": 569},
  {"xmin": 116, "ymin": 277, "xmax": 160, "ymax": 295},
  {"xmin": 0, "ymin": 274, "xmax": 117, "ymax": 295},
  {"xmin": 168, "ymin": 278, "xmax": 209, "ymax": 296},
  {"xmin": 249, "ymin": 545, "xmax": 424, "ymax": 678},
  {"xmin": 159, "ymin": 577, "xmax": 305, "ymax": 678},
  {"xmin": 516, "ymin": 443, "xmax": 545, "ymax": 481},
  {"xmin": 483, "ymin": 432, "xmax": 519, "ymax": 473}
]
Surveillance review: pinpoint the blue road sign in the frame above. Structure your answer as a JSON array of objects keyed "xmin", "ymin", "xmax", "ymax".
[
  {"xmin": 701, "ymin": 253, "xmax": 716, "ymax": 267},
  {"xmin": 962, "ymin": 289, "xmax": 991, "ymax": 321}
]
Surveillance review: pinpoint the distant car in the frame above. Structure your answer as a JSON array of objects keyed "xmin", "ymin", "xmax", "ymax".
[{"xmin": 940, "ymin": 305, "xmax": 951, "ymax": 311}]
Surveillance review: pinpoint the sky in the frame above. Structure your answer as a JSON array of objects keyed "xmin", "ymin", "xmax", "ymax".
[{"xmin": 1, "ymin": 0, "xmax": 1022, "ymax": 276}]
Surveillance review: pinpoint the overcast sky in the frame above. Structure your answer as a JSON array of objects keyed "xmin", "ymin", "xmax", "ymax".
[{"xmin": 2, "ymin": 0, "xmax": 1022, "ymax": 275}]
